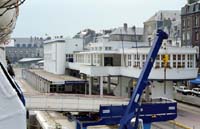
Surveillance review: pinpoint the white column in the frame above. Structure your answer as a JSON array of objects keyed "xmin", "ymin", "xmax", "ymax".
[
  {"xmin": 89, "ymin": 77, "xmax": 93, "ymax": 95},
  {"xmin": 193, "ymin": 54, "xmax": 196, "ymax": 68},
  {"xmin": 170, "ymin": 54, "xmax": 173, "ymax": 68},
  {"xmin": 102, "ymin": 54, "xmax": 104, "ymax": 66},
  {"xmin": 186, "ymin": 54, "xmax": 188, "ymax": 68},
  {"xmin": 100, "ymin": 76, "xmax": 104, "ymax": 97},
  {"xmin": 107, "ymin": 76, "xmax": 111, "ymax": 94}
]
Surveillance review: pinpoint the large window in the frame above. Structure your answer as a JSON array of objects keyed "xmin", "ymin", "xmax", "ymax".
[
  {"xmin": 187, "ymin": 32, "xmax": 190, "ymax": 40},
  {"xmin": 182, "ymin": 19, "xmax": 186, "ymax": 28},
  {"xmin": 187, "ymin": 19, "xmax": 190, "ymax": 27},
  {"xmin": 195, "ymin": 16, "xmax": 199, "ymax": 26}
]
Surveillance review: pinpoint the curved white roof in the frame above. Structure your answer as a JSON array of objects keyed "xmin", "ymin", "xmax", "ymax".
[{"xmin": 18, "ymin": 58, "xmax": 43, "ymax": 63}]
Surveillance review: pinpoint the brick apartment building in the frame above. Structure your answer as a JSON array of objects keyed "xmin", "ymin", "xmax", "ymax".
[{"xmin": 181, "ymin": 0, "xmax": 200, "ymax": 67}]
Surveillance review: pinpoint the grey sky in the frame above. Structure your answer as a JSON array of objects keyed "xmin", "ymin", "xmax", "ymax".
[{"xmin": 12, "ymin": 0, "xmax": 186, "ymax": 37}]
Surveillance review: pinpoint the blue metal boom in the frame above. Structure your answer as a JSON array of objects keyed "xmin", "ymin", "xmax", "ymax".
[{"xmin": 119, "ymin": 30, "xmax": 168, "ymax": 129}]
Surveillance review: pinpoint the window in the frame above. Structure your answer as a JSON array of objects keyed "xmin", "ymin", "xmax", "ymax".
[
  {"xmin": 99, "ymin": 47, "xmax": 102, "ymax": 50},
  {"xmin": 182, "ymin": 32, "xmax": 185, "ymax": 41},
  {"xmin": 182, "ymin": 62, "xmax": 185, "ymax": 68},
  {"xmin": 178, "ymin": 55, "xmax": 181, "ymax": 60},
  {"xmin": 182, "ymin": 55, "xmax": 185, "ymax": 60},
  {"xmin": 195, "ymin": 31, "xmax": 199, "ymax": 41},
  {"xmin": 199, "ymin": 3, "xmax": 200, "ymax": 10},
  {"xmin": 186, "ymin": 6, "xmax": 190, "ymax": 12},
  {"xmin": 187, "ymin": 19, "xmax": 190, "ymax": 27},
  {"xmin": 173, "ymin": 62, "xmax": 176, "ymax": 68},
  {"xmin": 178, "ymin": 62, "xmax": 181, "ymax": 68},
  {"xmin": 127, "ymin": 54, "xmax": 132, "ymax": 67},
  {"xmin": 128, "ymin": 54, "xmax": 131, "ymax": 60},
  {"xmin": 195, "ymin": 16, "xmax": 198, "ymax": 26},
  {"xmin": 26, "ymin": 44, "xmax": 30, "ymax": 47},
  {"xmin": 128, "ymin": 61, "xmax": 131, "ymax": 67},
  {"xmin": 193, "ymin": 4, "xmax": 196, "ymax": 12},
  {"xmin": 142, "ymin": 62, "xmax": 145, "ymax": 67},
  {"xmin": 156, "ymin": 55, "xmax": 160, "ymax": 60},
  {"xmin": 155, "ymin": 62, "xmax": 160, "ymax": 68},
  {"xmin": 182, "ymin": 19, "xmax": 185, "ymax": 28},
  {"xmin": 142, "ymin": 55, "xmax": 144, "ymax": 60},
  {"xmin": 22, "ymin": 44, "xmax": 26, "ymax": 47},
  {"xmin": 16, "ymin": 44, "xmax": 20, "ymax": 47},
  {"xmin": 58, "ymin": 86, "xmax": 64, "ymax": 92},
  {"xmin": 173, "ymin": 55, "xmax": 176, "ymax": 60},
  {"xmin": 50, "ymin": 85, "xmax": 57, "ymax": 93},
  {"xmin": 105, "ymin": 47, "xmax": 112, "ymax": 50},
  {"xmin": 161, "ymin": 62, "xmax": 164, "ymax": 68},
  {"xmin": 187, "ymin": 32, "xmax": 190, "ymax": 40}
]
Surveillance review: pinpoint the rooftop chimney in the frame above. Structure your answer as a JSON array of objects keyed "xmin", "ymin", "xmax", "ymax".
[{"xmin": 124, "ymin": 23, "xmax": 128, "ymax": 32}]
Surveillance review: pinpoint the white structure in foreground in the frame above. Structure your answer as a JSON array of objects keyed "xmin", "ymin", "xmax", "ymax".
[
  {"xmin": 0, "ymin": 64, "xmax": 26, "ymax": 129},
  {"xmin": 0, "ymin": 0, "xmax": 26, "ymax": 129}
]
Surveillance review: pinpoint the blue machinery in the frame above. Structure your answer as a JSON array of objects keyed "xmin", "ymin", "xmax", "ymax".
[{"xmin": 75, "ymin": 30, "xmax": 177, "ymax": 129}]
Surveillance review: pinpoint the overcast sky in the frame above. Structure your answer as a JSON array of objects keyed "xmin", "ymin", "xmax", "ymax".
[{"xmin": 12, "ymin": 0, "xmax": 186, "ymax": 38}]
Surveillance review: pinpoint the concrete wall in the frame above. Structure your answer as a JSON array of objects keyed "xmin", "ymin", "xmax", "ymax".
[
  {"xmin": 113, "ymin": 76, "xmax": 133, "ymax": 97},
  {"xmin": 151, "ymin": 81, "xmax": 174, "ymax": 99}
]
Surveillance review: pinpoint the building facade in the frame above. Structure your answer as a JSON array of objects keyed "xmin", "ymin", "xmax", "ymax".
[
  {"xmin": 73, "ymin": 29, "xmax": 96, "ymax": 49},
  {"xmin": 144, "ymin": 10, "xmax": 181, "ymax": 46},
  {"xmin": 181, "ymin": 1, "xmax": 200, "ymax": 68},
  {"xmin": 5, "ymin": 37, "xmax": 44, "ymax": 63},
  {"xmin": 181, "ymin": 1, "xmax": 200, "ymax": 46}
]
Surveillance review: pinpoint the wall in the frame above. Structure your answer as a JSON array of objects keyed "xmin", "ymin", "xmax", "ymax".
[
  {"xmin": 65, "ymin": 38, "xmax": 84, "ymax": 54},
  {"xmin": 113, "ymin": 76, "xmax": 133, "ymax": 97},
  {"xmin": 44, "ymin": 40, "xmax": 66, "ymax": 74}
]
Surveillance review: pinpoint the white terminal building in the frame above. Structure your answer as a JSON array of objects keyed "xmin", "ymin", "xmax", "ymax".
[{"xmin": 44, "ymin": 24, "xmax": 198, "ymax": 99}]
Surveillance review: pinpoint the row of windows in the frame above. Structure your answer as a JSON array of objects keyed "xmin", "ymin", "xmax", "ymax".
[
  {"xmin": 182, "ymin": 16, "xmax": 200, "ymax": 28},
  {"xmin": 75, "ymin": 54, "xmax": 101, "ymax": 65},
  {"xmin": 91, "ymin": 46, "xmax": 112, "ymax": 51},
  {"xmin": 109, "ymin": 35, "xmax": 142, "ymax": 42},
  {"xmin": 15, "ymin": 44, "xmax": 43, "ymax": 48},
  {"xmin": 74, "ymin": 53, "xmax": 196, "ymax": 68},
  {"xmin": 185, "ymin": 4, "xmax": 200, "ymax": 14},
  {"xmin": 126, "ymin": 54, "xmax": 195, "ymax": 68}
]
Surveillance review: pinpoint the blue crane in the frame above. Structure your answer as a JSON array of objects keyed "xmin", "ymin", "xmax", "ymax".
[{"xmin": 119, "ymin": 29, "xmax": 168, "ymax": 129}]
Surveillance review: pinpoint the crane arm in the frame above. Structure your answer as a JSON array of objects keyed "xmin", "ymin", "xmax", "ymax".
[{"xmin": 119, "ymin": 30, "xmax": 168, "ymax": 129}]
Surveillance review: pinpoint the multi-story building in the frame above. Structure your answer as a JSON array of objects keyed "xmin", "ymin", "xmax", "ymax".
[
  {"xmin": 5, "ymin": 37, "xmax": 44, "ymax": 63},
  {"xmin": 181, "ymin": 1, "xmax": 200, "ymax": 47},
  {"xmin": 73, "ymin": 29, "xmax": 96, "ymax": 49},
  {"xmin": 181, "ymin": 0, "xmax": 200, "ymax": 68},
  {"xmin": 144, "ymin": 10, "xmax": 181, "ymax": 46}
]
